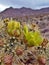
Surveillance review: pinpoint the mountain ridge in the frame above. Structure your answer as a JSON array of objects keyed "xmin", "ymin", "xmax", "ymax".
[{"xmin": 0, "ymin": 7, "xmax": 49, "ymax": 18}]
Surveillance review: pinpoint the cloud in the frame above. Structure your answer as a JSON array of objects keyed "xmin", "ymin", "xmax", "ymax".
[
  {"xmin": 0, "ymin": 0, "xmax": 49, "ymax": 11},
  {"xmin": 0, "ymin": 4, "xmax": 9, "ymax": 11}
]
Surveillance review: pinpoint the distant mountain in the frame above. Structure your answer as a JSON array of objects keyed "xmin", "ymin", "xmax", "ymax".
[{"xmin": 0, "ymin": 7, "xmax": 49, "ymax": 18}]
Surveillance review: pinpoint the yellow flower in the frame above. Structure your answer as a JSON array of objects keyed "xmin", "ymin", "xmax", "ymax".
[{"xmin": 7, "ymin": 20, "xmax": 20, "ymax": 36}]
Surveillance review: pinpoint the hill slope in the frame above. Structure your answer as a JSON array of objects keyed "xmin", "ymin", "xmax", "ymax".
[{"xmin": 0, "ymin": 7, "xmax": 49, "ymax": 18}]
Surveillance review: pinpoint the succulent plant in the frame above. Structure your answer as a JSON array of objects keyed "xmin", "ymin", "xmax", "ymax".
[
  {"xmin": 7, "ymin": 20, "xmax": 20, "ymax": 36},
  {"xmin": 23, "ymin": 25, "xmax": 43, "ymax": 46}
]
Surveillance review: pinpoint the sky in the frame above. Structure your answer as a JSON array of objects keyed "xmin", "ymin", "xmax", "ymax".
[{"xmin": 0, "ymin": 0, "xmax": 49, "ymax": 11}]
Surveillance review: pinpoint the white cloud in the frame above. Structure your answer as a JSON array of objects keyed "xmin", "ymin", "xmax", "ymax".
[
  {"xmin": 0, "ymin": 4, "xmax": 9, "ymax": 11},
  {"xmin": 0, "ymin": 0, "xmax": 49, "ymax": 11}
]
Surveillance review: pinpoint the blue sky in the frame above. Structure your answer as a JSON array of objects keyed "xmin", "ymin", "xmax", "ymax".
[{"xmin": 0, "ymin": 0, "xmax": 49, "ymax": 11}]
